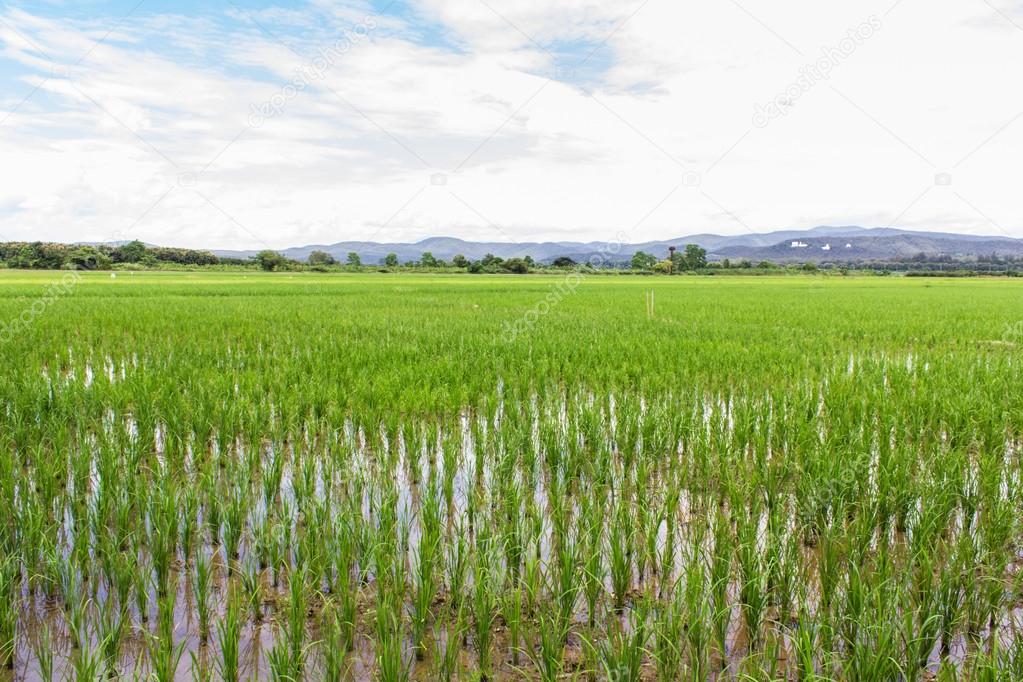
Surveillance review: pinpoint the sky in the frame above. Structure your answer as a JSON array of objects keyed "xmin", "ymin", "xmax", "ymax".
[{"xmin": 1, "ymin": 0, "xmax": 1022, "ymax": 250}]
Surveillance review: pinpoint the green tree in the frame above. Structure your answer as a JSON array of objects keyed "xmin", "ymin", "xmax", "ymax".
[
  {"xmin": 552, "ymin": 256, "xmax": 576, "ymax": 268},
  {"xmin": 383, "ymin": 253, "xmax": 399, "ymax": 267},
  {"xmin": 684, "ymin": 244, "xmax": 707, "ymax": 270},
  {"xmin": 630, "ymin": 251, "xmax": 657, "ymax": 270},
  {"xmin": 308, "ymin": 250, "xmax": 336, "ymax": 265},
  {"xmin": 254, "ymin": 250, "xmax": 285, "ymax": 272},
  {"xmin": 8, "ymin": 246, "xmax": 36, "ymax": 268},
  {"xmin": 118, "ymin": 240, "xmax": 148, "ymax": 263},
  {"xmin": 346, "ymin": 252, "xmax": 362, "ymax": 267},
  {"xmin": 503, "ymin": 258, "xmax": 529, "ymax": 274},
  {"xmin": 670, "ymin": 250, "xmax": 686, "ymax": 271},
  {"xmin": 420, "ymin": 252, "xmax": 438, "ymax": 268},
  {"xmin": 452, "ymin": 254, "xmax": 469, "ymax": 268},
  {"xmin": 66, "ymin": 246, "xmax": 111, "ymax": 270}
]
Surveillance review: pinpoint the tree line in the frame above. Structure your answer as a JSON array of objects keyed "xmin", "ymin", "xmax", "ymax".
[
  {"xmin": 0, "ymin": 241, "xmax": 220, "ymax": 270},
  {"xmin": 6, "ymin": 240, "xmax": 1018, "ymax": 275}
]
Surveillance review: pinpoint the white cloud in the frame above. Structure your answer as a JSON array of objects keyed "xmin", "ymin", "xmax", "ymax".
[{"xmin": 0, "ymin": 0, "xmax": 1021, "ymax": 249}]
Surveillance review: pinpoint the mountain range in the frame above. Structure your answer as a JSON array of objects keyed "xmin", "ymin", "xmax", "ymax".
[{"xmin": 210, "ymin": 226, "xmax": 1023, "ymax": 264}]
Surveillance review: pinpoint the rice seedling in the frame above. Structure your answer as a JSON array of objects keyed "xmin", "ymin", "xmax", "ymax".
[
  {"xmin": 410, "ymin": 479, "xmax": 442, "ymax": 660},
  {"xmin": 193, "ymin": 548, "xmax": 214, "ymax": 644},
  {"xmin": 278, "ymin": 563, "xmax": 310, "ymax": 679},
  {"xmin": 189, "ymin": 649, "xmax": 214, "ymax": 682},
  {"xmin": 0, "ymin": 558, "xmax": 14, "ymax": 672},
  {"xmin": 215, "ymin": 588, "xmax": 243, "ymax": 682},
  {"xmin": 374, "ymin": 590, "xmax": 410, "ymax": 682},
  {"xmin": 71, "ymin": 644, "xmax": 105, "ymax": 682},
  {"xmin": 148, "ymin": 574, "xmax": 186, "ymax": 682},
  {"xmin": 587, "ymin": 601, "xmax": 648, "ymax": 682},
  {"xmin": 607, "ymin": 503, "xmax": 634, "ymax": 614},
  {"xmin": 434, "ymin": 603, "xmax": 467, "ymax": 682},
  {"xmin": 650, "ymin": 587, "xmax": 685, "ymax": 681},
  {"xmin": 96, "ymin": 598, "xmax": 127, "ymax": 674},
  {"xmin": 471, "ymin": 528, "xmax": 500, "ymax": 679},
  {"xmin": 32, "ymin": 624, "xmax": 55, "ymax": 682},
  {"xmin": 320, "ymin": 596, "xmax": 353, "ymax": 682}
]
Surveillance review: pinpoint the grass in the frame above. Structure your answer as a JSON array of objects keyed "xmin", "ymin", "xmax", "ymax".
[{"xmin": 1, "ymin": 270, "xmax": 1022, "ymax": 679}]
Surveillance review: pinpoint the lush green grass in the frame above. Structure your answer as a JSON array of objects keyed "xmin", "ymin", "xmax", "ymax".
[
  {"xmin": 2, "ymin": 270, "xmax": 1020, "ymax": 417},
  {"xmin": 1, "ymin": 271, "xmax": 1022, "ymax": 680}
]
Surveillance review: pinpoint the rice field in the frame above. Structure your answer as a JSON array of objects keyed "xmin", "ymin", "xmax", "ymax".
[{"xmin": 1, "ymin": 270, "xmax": 1022, "ymax": 681}]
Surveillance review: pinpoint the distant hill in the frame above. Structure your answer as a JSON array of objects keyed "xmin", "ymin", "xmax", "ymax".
[{"xmin": 210, "ymin": 226, "xmax": 1023, "ymax": 264}]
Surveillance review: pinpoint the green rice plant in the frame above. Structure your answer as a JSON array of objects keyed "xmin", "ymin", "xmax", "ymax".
[
  {"xmin": 148, "ymin": 574, "xmax": 185, "ymax": 682},
  {"xmin": 471, "ymin": 529, "xmax": 500, "ymax": 679},
  {"xmin": 657, "ymin": 491, "xmax": 679, "ymax": 599},
  {"xmin": 528, "ymin": 609, "xmax": 570, "ymax": 682},
  {"xmin": 650, "ymin": 589, "xmax": 685, "ymax": 681},
  {"xmin": 792, "ymin": 607, "xmax": 818, "ymax": 682},
  {"xmin": 240, "ymin": 556, "xmax": 264, "ymax": 623},
  {"xmin": 446, "ymin": 521, "xmax": 469, "ymax": 612},
  {"xmin": 71, "ymin": 644, "xmax": 105, "ymax": 682},
  {"xmin": 188, "ymin": 649, "xmax": 214, "ymax": 682},
  {"xmin": 214, "ymin": 588, "xmax": 243, "ymax": 682},
  {"xmin": 817, "ymin": 524, "xmax": 842, "ymax": 617},
  {"xmin": 374, "ymin": 589, "xmax": 410, "ymax": 682},
  {"xmin": 320, "ymin": 597, "xmax": 351, "ymax": 682},
  {"xmin": 109, "ymin": 547, "xmax": 134, "ymax": 614},
  {"xmin": 682, "ymin": 557, "xmax": 712, "ymax": 682},
  {"xmin": 266, "ymin": 637, "xmax": 301, "ymax": 682},
  {"xmin": 434, "ymin": 603, "xmax": 467, "ymax": 682},
  {"xmin": 637, "ymin": 493, "xmax": 659, "ymax": 585},
  {"xmin": 410, "ymin": 479, "xmax": 443, "ymax": 660},
  {"xmin": 32, "ymin": 624, "xmax": 54, "ymax": 682},
  {"xmin": 522, "ymin": 533, "xmax": 543, "ymax": 618},
  {"xmin": 936, "ymin": 552, "xmax": 965, "ymax": 660},
  {"xmin": 96, "ymin": 598, "xmax": 127, "ymax": 674},
  {"xmin": 736, "ymin": 510, "xmax": 769, "ymax": 652},
  {"xmin": 551, "ymin": 532, "xmax": 580, "ymax": 641},
  {"xmin": 587, "ymin": 602, "xmax": 648, "ymax": 682},
  {"xmin": 193, "ymin": 548, "xmax": 214, "ymax": 644},
  {"xmin": 67, "ymin": 589, "xmax": 90, "ymax": 651},
  {"xmin": 839, "ymin": 559, "xmax": 867, "ymax": 659},
  {"xmin": 501, "ymin": 576, "xmax": 524, "ymax": 667},
  {"xmin": 280, "ymin": 563, "xmax": 310, "ymax": 678},
  {"xmin": 180, "ymin": 487, "xmax": 198, "ymax": 562},
  {"xmin": 0, "ymin": 558, "xmax": 14, "ymax": 671},
  {"xmin": 774, "ymin": 528, "xmax": 799, "ymax": 627},
  {"xmin": 581, "ymin": 519, "xmax": 605, "ymax": 629},
  {"xmin": 904, "ymin": 550, "xmax": 942, "ymax": 678},
  {"xmin": 709, "ymin": 507, "xmax": 733, "ymax": 665},
  {"xmin": 608, "ymin": 503, "xmax": 633, "ymax": 613},
  {"xmin": 133, "ymin": 554, "xmax": 152, "ymax": 624}
]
